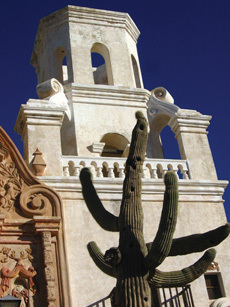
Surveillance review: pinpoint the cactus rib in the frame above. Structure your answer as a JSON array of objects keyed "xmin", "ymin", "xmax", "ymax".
[
  {"xmin": 148, "ymin": 248, "xmax": 216, "ymax": 288},
  {"xmin": 87, "ymin": 241, "xmax": 117, "ymax": 278},
  {"xmin": 80, "ymin": 168, "xmax": 119, "ymax": 231}
]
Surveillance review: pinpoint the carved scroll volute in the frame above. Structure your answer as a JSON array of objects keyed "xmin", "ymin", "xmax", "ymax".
[{"xmin": 19, "ymin": 185, "xmax": 61, "ymax": 218}]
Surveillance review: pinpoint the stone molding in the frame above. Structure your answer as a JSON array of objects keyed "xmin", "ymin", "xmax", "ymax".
[
  {"xmin": 169, "ymin": 109, "xmax": 212, "ymax": 137},
  {"xmin": 31, "ymin": 5, "xmax": 140, "ymax": 66},
  {"xmin": 91, "ymin": 142, "xmax": 105, "ymax": 154},
  {"xmin": 64, "ymin": 83, "xmax": 150, "ymax": 108},
  {"xmin": 39, "ymin": 176, "xmax": 228, "ymax": 203},
  {"xmin": 210, "ymin": 297, "xmax": 230, "ymax": 307},
  {"xmin": 14, "ymin": 100, "xmax": 65, "ymax": 135}
]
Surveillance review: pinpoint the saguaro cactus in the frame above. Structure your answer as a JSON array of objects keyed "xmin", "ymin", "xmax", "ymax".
[{"xmin": 80, "ymin": 112, "xmax": 230, "ymax": 306}]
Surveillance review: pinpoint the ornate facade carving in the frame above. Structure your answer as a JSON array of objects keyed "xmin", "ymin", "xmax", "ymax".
[
  {"xmin": 0, "ymin": 161, "xmax": 25, "ymax": 212},
  {"xmin": 0, "ymin": 246, "xmax": 37, "ymax": 306},
  {"xmin": 0, "ymin": 127, "xmax": 70, "ymax": 306}
]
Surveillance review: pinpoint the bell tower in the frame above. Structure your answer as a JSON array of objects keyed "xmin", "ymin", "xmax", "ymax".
[
  {"xmin": 27, "ymin": 5, "xmax": 149, "ymax": 161},
  {"xmin": 31, "ymin": 6, "xmax": 143, "ymax": 88}
]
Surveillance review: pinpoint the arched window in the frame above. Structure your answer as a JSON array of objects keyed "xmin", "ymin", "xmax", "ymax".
[
  {"xmin": 131, "ymin": 55, "xmax": 141, "ymax": 88},
  {"xmin": 53, "ymin": 47, "xmax": 68, "ymax": 84},
  {"xmin": 101, "ymin": 133, "xmax": 129, "ymax": 157},
  {"xmin": 160, "ymin": 126, "xmax": 181, "ymax": 159},
  {"xmin": 91, "ymin": 43, "xmax": 113, "ymax": 85},
  {"xmin": 91, "ymin": 52, "xmax": 108, "ymax": 85},
  {"xmin": 147, "ymin": 114, "xmax": 180, "ymax": 159},
  {"xmin": 62, "ymin": 55, "xmax": 68, "ymax": 84}
]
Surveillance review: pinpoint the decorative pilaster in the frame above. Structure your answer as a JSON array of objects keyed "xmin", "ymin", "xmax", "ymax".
[
  {"xmin": 42, "ymin": 231, "xmax": 56, "ymax": 307},
  {"xmin": 169, "ymin": 109, "xmax": 217, "ymax": 180},
  {"xmin": 33, "ymin": 217, "xmax": 61, "ymax": 307}
]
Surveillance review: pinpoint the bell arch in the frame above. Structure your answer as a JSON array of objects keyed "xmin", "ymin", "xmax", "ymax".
[
  {"xmin": 53, "ymin": 46, "xmax": 68, "ymax": 84},
  {"xmin": 91, "ymin": 43, "xmax": 113, "ymax": 85},
  {"xmin": 131, "ymin": 54, "xmax": 141, "ymax": 88},
  {"xmin": 147, "ymin": 113, "xmax": 180, "ymax": 159}
]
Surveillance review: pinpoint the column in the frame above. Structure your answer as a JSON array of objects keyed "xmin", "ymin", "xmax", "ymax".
[{"xmin": 169, "ymin": 109, "xmax": 217, "ymax": 180}]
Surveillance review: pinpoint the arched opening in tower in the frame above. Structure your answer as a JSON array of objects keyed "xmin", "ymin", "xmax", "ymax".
[
  {"xmin": 91, "ymin": 52, "xmax": 108, "ymax": 85},
  {"xmin": 53, "ymin": 46, "xmax": 68, "ymax": 84},
  {"xmin": 131, "ymin": 55, "xmax": 141, "ymax": 88},
  {"xmin": 91, "ymin": 43, "xmax": 113, "ymax": 85}
]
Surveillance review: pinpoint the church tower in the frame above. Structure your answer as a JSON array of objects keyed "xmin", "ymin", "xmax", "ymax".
[
  {"xmin": 12, "ymin": 5, "xmax": 230, "ymax": 307},
  {"xmin": 29, "ymin": 5, "xmax": 148, "ymax": 162}
]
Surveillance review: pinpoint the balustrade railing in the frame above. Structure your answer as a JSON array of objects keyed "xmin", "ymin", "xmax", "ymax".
[{"xmin": 61, "ymin": 156, "xmax": 190, "ymax": 179}]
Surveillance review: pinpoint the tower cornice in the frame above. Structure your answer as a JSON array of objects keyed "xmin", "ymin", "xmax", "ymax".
[{"xmin": 31, "ymin": 5, "xmax": 140, "ymax": 66}]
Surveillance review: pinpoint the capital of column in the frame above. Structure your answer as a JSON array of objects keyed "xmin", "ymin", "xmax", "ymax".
[
  {"xmin": 169, "ymin": 109, "xmax": 212, "ymax": 138},
  {"xmin": 14, "ymin": 99, "xmax": 65, "ymax": 136},
  {"xmin": 33, "ymin": 216, "xmax": 61, "ymax": 235}
]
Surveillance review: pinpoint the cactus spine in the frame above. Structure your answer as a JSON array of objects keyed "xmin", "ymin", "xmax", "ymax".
[{"xmin": 80, "ymin": 112, "xmax": 230, "ymax": 307}]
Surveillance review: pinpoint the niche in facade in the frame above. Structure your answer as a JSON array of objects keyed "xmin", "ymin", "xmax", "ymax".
[
  {"xmin": 131, "ymin": 55, "xmax": 141, "ymax": 88},
  {"xmin": 91, "ymin": 43, "xmax": 113, "ymax": 85},
  {"xmin": 101, "ymin": 133, "xmax": 129, "ymax": 157},
  {"xmin": 53, "ymin": 47, "xmax": 68, "ymax": 84}
]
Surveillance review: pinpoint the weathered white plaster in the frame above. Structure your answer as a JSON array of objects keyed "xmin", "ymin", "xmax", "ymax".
[
  {"xmin": 31, "ymin": 6, "xmax": 143, "ymax": 88},
  {"xmin": 169, "ymin": 109, "xmax": 218, "ymax": 180},
  {"xmin": 40, "ymin": 176, "xmax": 230, "ymax": 306},
  {"xmin": 61, "ymin": 84, "xmax": 150, "ymax": 156},
  {"xmin": 15, "ymin": 99, "xmax": 65, "ymax": 176}
]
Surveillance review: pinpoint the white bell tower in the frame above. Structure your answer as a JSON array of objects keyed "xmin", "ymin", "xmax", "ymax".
[{"xmin": 28, "ymin": 6, "xmax": 149, "ymax": 160}]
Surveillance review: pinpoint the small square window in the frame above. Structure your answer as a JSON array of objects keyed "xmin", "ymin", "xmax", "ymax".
[{"xmin": 205, "ymin": 273, "xmax": 225, "ymax": 300}]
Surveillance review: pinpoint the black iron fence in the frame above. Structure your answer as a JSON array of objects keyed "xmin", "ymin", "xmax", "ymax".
[
  {"xmin": 87, "ymin": 284, "xmax": 195, "ymax": 307},
  {"xmin": 160, "ymin": 285, "xmax": 195, "ymax": 307}
]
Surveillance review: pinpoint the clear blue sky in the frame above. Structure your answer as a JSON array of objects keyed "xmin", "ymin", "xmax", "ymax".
[{"xmin": 0, "ymin": 0, "xmax": 230, "ymax": 220}]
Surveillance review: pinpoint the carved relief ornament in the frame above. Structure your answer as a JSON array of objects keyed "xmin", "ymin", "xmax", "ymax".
[
  {"xmin": 0, "ymin": 127, "xmax": 71, "ymax": 306},
  {"xmin": 0, "ymin": 247, "xmax": 37, "ymax": 298}
]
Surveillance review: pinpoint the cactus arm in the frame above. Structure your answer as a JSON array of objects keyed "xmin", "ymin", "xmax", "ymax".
[
  {"xmin": 144, "ymin": 172, "xmax": 178, "ymax": 269},
  {"xmin": 146, "ymin": 223, "xmax": 230, "ymax": 256},
  {"xmin": 80, "ymin": 168, "xmax": 119, "ymax": 232},
  {"xmin": 87, "ymin": 241, "xmax": 117, "ymax": 278},
  {"xmin": 148, "ymin": 248, "xmax": 216, "ymax": 288},
  {"xmin": 168, "ymin": 223, "xmax": 230, "ymax": 256}
]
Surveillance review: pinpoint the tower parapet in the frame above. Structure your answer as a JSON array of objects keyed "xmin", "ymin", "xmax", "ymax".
[{"xmin": 31, "ymin": 5, "xmax": 142, "ymax": 88}]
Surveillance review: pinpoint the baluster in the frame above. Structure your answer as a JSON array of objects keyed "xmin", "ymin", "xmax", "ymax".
[
  {"xmin": 150, "ymin": 169, "xmax": 158, "ymax": 179},
  {"xmin": 119, "ymin": 167, "xmax": 125, "ymax": 178},
  {"xmin": 173, "ymin": 169, "xmax": 179, "ymax": 179},
  {"xmin": 162, "ymin": 170, "xmax": 167, "ymax": 178},
  {"xmin": 142, "ymin": 167, "xmax": 147, "ymax": 178},
  {"xmin": 97, "ymin": 166, "xmax": 103, "ymax": 178},
  {"xmin": 183, "ymin": 170, "xmax": 189, "ymax": 179},
  {"xmin": 108, "ymin": 167, "xmax": 115, "ymax": 178},
  {"xmin": 63, "ymin": 166, "xmax": 69, "ymax": 176},
  {"xmin": 73, "ymin": 166, "xmax": 80, "ymax": 177}
]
